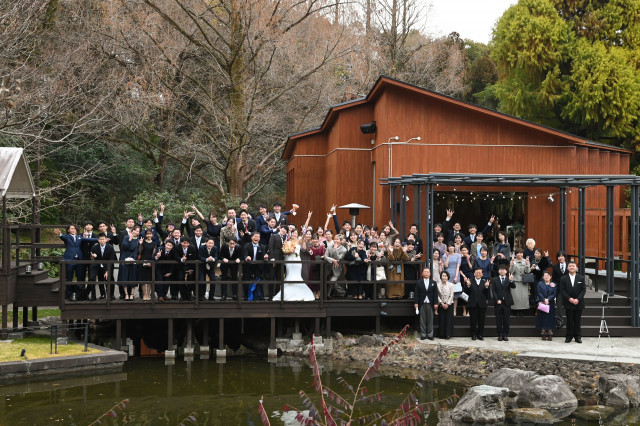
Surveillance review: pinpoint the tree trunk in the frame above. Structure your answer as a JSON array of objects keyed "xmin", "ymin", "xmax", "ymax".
[{"xmin": 227, "ymin": 0, "xmax": 246, "ymax": 197}]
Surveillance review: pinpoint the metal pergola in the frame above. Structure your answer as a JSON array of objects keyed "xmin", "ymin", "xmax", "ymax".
[{"xmin": 382, "ymin": 173, "xmax": 640, "ymax": 327}]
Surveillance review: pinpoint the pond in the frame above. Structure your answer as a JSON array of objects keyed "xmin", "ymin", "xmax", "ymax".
[{"xmin": 0, "ymin": 356, "xmax": 632, "ymax": 425}]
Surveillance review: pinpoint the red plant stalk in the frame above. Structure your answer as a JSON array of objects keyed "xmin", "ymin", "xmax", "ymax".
[
  {"xmin": 310, "ymin": 334, "xmax": 337, "ymax": 426},
  {"xmin": 347, "ymin": 324, "xmax": 410, "ymax": 423},
  {"xmin": 88, "ymin": 399, "xmax": 130, "ymax": 426}
]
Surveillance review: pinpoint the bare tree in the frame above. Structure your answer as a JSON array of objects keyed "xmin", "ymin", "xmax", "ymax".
[{"xmin": 93, "ymin": 0, "xmax": 351, "ymax": 199}]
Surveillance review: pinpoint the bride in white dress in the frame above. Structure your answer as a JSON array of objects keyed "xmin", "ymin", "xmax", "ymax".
[{"xmin": 273, "ymin": 230, "xmax": 315, "ymax": 302}]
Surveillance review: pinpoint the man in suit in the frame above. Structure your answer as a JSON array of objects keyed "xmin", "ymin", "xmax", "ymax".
[
  {"xmin": 442, "ymin": 209, "xmax": 465, "ymax": 243},
  {"xmin": 88, "ymin": 233, "xmax": 117, "ymax": 301},
  {"xmin": 198, "ymin": 237, "xmax": 218, "ymax": 301},
  {"xmin": 413, "ymin": 267, "xmax": 438, "ymax": 340},
  {"xmin": 490, "ymin": 264, "xmax": 516, "ymax": 341},
  {"xmin": 155, "ymin": 239, "xmax": 177, "ymax": 301},
  {"xmin": 114, "ymin": 217, "xmax": 137, "ymax": 299},
  {"xmin": 219, "ymin": 238, "xmax": 242, "ymax": 300},
  {"xmin": 464, "ymin": 267, "xmax": 490, "ymax": 340},
  {"xmin": 78, "ymin": 221, "xmax": 99, "ymax": 300},
  {"xmin": 172, "ymin": 236, "xmax": 198, "ymax": 301},
  {"xmin": 463, "ymin": 216, "xmax": 495, "ymax": 246},
  {"xmin": 190, "ymin": 225, "xmax": 207, "ymax": 251},
  {"xmin": 552, "ymin": 250, "xmax": 569, "ymax": 313},
  {"xmin": 267, "ymin": 226, "xmax": 289, "ymax": 297},
  {"xmin": 259, "ymin": 216, "xmax": 279, "ymax": 246},
  {"xmin": 242, "ymin": 232, "xmax": 269, "ymax": 300},
  {"xmin": 237, "ymin": 209, "xmax": 257, "ymax": 246},
  {"xmin": 255, "ymin": 205, "xmax": 270, "ymax": 239},
  {"xmin": 269, "ymin": 202, "xmax": 291, "ymax": 227},
  {"xmin": 97, "ymin": 221, "xmax": 119, "ymax": 245},
  {"xmin": 54, "ymin": 225, "xmax": 98, "ymax": 301},
  {"xmin": 559, "ymin": 260, "xmax": 586, "ymax": 343}
]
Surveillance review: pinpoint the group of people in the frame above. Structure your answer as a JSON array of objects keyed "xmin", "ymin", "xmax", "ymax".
[{"xmin": 55, "ymin": 201, "xmax": 586, "ymax": 343}]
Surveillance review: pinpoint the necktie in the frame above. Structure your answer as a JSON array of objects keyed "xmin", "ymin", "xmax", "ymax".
[
  {"xmin": 253, "ymin": 244, "xmax": 258, "ymax": 260},
  {"xmin": 101, "ymin": 246, "xmax": 105, "ymax": 256},
  {"xmin": 561, "ymin": 264, "xmax": 565, "ymax": 273},
  {"xmin": 501, "ymin": 277, "xmax": 504, "ymax": 285}
]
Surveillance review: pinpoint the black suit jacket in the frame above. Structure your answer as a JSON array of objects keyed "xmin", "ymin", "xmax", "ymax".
[
  {"xmin": 559, "ymin": 273, "xmax": 586, "ymax": 310},
  {"xmin": 237, "ymin": 220, "xmax": 256, "ymax": 245},
  {"xmin": 552, "ymin": 263, "xmax": 569, "ymax": 285},
  {"xmin": 171, "ymin": 245, "xmax": 198, "ymax": 278},
  {"xmin": 190, "ymin": 236, "xmax": 207, "ymax": 251},
  {"xmin": 80, "ymin": 232, "xmax": 98, "ymax": 260},
  {"xmin": 242, "ymin": 242, "xmax": 267, "ymax": 278},
  {"xmin": 414, "ymin": 278, "xmax": 438, "ymax": 308},
  {"xmin": 268, "ymin": 233, "xmax": 286, "ymax": 260},
  {"xmin": 157, "ymin": 248, "xmax": 178, "ymax": 278},
  {"xmin": 219, "ymin": 243, "xmax": 242, "ymax": 279},
  {"xmin": 490, "ymin": 275, "xmax": 515, "ymax": 306},
  {"xmin": 464, "ymin": 278, "xmax": 489, "ymax": 308},
  {"xmin": 198, "ymin": 245, "xmax": 219, "ymax": 264},
  {"xmin": 90, "ymin": 243, "xmax": 117, "ymax": 276},
  {"xmin": 268, "ymin": 212, "xmax": 289, "ymax": 227}
]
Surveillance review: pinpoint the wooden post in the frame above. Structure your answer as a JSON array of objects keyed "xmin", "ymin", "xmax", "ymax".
[
  {"xmin": 326, "ymin": 317, "xmax": 332, "ymax": 338},
  {"xmin": 375, "ymin": 315, "xmax": 381, "ymax": 335},
  {"xmin": 1, "ymin": 305, "xmax": 7, "ymax": 331},
  {"xmin": 186, "ymin": 320, "xmax": 193, "ymax": 350},
  {"xmin": 203, "ymin": 319, "xmax": 209, "ymax": 347},
  {"xmin": 31, "ymin": 306, "xmax": 37, "ymax": 322},
  {"xmin": 218, "ymin": 318, "xmax": 224, "ymax": 350},
  {"xmin": 167, "ymin": 318, "xmax": 173, "ymax": 350},
  {"xmin": 315, "ymin": 317, "xmax": 320, "ymax": 337},
  {"xmin": 12, "ymin": 306, "xmax": 18, "ymax": 329},
  {"xmin": 270, "ymin": 317, "xmax": 276, "ymax": 349},
  {"xmin": 22, "ymin": 306, "xmax": 28, "ymax": 328},
  {"xmin": 115, "ymin": 319, "xmax": 121, "ymax": 351}
]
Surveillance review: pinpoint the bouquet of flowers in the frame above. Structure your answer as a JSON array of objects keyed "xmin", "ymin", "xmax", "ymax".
[
  {"xmin": 282, "ymin": 240, "xmax": 298, "ymax": 256},
  {"xmin": 291, "ymin": 203, "xmax": 299, "ymax": 216}
]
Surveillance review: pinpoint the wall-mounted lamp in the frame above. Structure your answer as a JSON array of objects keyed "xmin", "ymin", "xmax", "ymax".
[{"xmin": 360, "ymin": 121, "xmax": 377, "ymax": 135}]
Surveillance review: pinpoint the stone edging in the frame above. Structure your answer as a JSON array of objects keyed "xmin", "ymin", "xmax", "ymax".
[{"xmin": 0, "ymin": 344, "xmax": 127, "ymax": 382}]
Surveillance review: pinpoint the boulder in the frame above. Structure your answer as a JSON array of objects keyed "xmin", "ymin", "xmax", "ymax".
[
  {"xmin": 598, "ymin": 374, "xmax": 640, "ymax": 408},
  {"xmin": 357, "ymin": 335, "xmax": 378, "ymax": 347},
  {"xmin": 451, "ymin": 385, "xmax": 509, "ymax": 423},
  {"xmin": 484, "ymin": 368, "xmax": 540, "ymax": 393},
  {"xmin": 507, "ymin": 407, "xmax": 556, "ymax": 423},
  {"xmin": 517, "ymin": 375, "xmax": 578, "ymax": 410}
]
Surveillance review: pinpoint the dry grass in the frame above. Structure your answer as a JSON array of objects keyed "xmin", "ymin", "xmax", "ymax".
[{"xmin": 0, "ymin": 335, "xmax": 100, "ymax": 362}]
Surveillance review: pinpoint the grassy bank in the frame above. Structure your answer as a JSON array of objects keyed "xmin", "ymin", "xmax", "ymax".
[
  {"xmin": 6, "ymin": 308, "xmax": 60, "ymax": 324},
  {"xmin": 0, "ymin": 335, "xmax": 100, "ymax": 362}
]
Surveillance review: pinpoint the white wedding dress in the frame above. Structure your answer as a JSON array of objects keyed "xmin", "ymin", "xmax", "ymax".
[{"xmin": 273, "ymin": 244, "xmax": 315, "ymax": 301}]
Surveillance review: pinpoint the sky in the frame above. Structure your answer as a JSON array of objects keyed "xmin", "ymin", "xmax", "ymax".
[{"xmin": 427, "ymin": 0, "xmax": 518, "ymax": 44}]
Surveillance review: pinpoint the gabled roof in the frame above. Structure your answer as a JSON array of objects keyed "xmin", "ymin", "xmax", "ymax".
[
  {"xmin": 0, "ymin": 147, "xmax": 35, "ymax": 198},
  {"xmin": 282, "ymin": 75, "xmax": 632, "ymax": 160}
]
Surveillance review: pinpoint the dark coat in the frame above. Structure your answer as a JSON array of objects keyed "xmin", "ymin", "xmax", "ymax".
[
  {"xmin": 490, "ymin": 275, "xmax": 515, "ymax": 306},
  {"xmin": 171, "ymin": 245, "xmax": 198, "ymax": 279},
  {"xmin": 414, "ymin": 278, "xmax": 438, "ymax": 308},
  {"xmin": 267, "ymin": 233, "xmax": 287, "ymax": 261},
  {"xmin": 559, "ymin": 273, "xmax": 586, "ymax": 310},
  {"xmin": 464, "ymin": 277, "xmax": 490, "ymax": 308}
]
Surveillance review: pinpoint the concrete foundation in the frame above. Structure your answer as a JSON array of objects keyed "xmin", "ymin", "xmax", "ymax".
[
  {"xmin": 165, "ymin": 350, "xmax": 176, "ymax": 359},
  {"xmin": 267, "ymin": 348, "xmax": 278, "ymax": 358}
]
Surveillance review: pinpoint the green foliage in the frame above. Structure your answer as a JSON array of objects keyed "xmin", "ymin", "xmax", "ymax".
[
  {"xmin": 463, "ymin": 40, "xmax": 499, "ymax": 108},
  {"xmin": 486, "ymin": 0, "xmax": 640, "ymax": 147}
]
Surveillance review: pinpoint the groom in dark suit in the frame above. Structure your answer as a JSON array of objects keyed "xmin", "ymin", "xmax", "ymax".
[
  {"xmin": 464, "ymin": 267, "xmax": 490, "ymax": 340},
  {"xmin": 490, "ymin": 264, "xmax": 516, "ymax": 341},
  {"xmin": 267, "ymin": 226, "xmax": 288, "ymax": 298},
  {"xmin": 559, "ymin": 261, "xmax": 586, "ymax": 343},
  {"xmin": 88, "ymin": 233, "xmax": 117, "ymax": 300},
  {"xmin": 242, "ymin": 232, "xmax": 269, "ymax": 300},
  {"xmin": 413, "ymin": 268, "xmax": 438, "ymax": 340}
]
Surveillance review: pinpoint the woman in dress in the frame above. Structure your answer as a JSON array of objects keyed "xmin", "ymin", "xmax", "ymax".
[
  {"xmin": 457, "ymin": 245, "xmax": 473, "ymax": 316},
  {"xmin": 432, "ymin": 249, "xmax": 443, "ymax": 285},
  {"xmin": 367, "ymin": 241, "xmax": 387, "ymax": 299},
  {"xmin": 474, "ymin": 246, "xmax": 493, "ymax": 281},
  {"xmin": 386, "ymin": 237, "xmax": 409, "ymax": 299},
  {"xmin": 345, "ymin": 239, "xmax": 368, "ymax": 299},
  {"xmin": 272, "ymin": 230, "xmax": 315, "ymax": 301},
  {"xmin": 509, "ymin": 248, "xmax": 531, "ymax": 316},
  {"xmin": 433, "ymin": 233, "xmax": 447, "ymax": 258},
  {"xmin": 492, "ymin": 231, "xmax": 511, "ymax": 275},
  {"xmin": 453, "ymin": 234, "xmax": 464, "ymax": 254},
  {"xmin": 444, "ymin": 243, "xmax": 461, "ymax": 314},
  {"xmin": 531, "ymin": 248, "xmax": 552, "ymax": 283},
  {"xmin": 119, "ymin": 226, "xmax": 141, "ymax": 300},
  {"xmin": 307, "ymin": 233, "xmax": 325, "ymax": 299},
  {"xmin": 437, "ymin": 270, "xmax": 454, "ymax": 339},
  {"xmin": 138, "ymin": 230, "xmax": 158, "ymax": 301},
  {"xmin": 536, "ymin": 271, "xmax": 558, "ymax": 341}
]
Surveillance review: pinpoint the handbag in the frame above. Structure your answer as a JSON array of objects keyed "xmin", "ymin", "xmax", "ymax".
[
  {"xmin": 522, "ymin": 273, "xmax": 535, "ymax": 283},
  {"xmin": 459, "ymin": 292, "xmax": 469, "ymax": 302},
  {"xmin": 537, "ymin": 302, "xmax": 550, "ymax": 313}
]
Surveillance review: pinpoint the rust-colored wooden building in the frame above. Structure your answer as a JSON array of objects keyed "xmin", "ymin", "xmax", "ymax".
[{"xmin": 282, "ymin": 76, "xmax": 634, "ymax": 260}]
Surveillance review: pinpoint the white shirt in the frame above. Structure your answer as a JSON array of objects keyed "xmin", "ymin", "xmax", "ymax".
[
  {"xmin": 422, "ymin": 279, "xmax": 430, "ymax": 304},
  {"xmin": 569, "ymin": 273, "xmax": 576, "ymax": 287}
]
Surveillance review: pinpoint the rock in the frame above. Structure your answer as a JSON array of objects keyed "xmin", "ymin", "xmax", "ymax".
[
  {"xmin": 507, "ymin": 407, "xmax": 556, "ymax": 423},
  {"xmin": 451, "ymin": 385, "xmax": 509, "ymax": 423},
  {"xmin": 357, "ymin": 335, "xmax": 378, "ymax": 347},
  {"xmin": 517, "ymin": 375, "xmax": 578, "ymax": 411},
  {"xmin": 572, "ymin": 405, "xmax": 618, "ymax": 422},
  {"xmin": 598, "ymin": 374, "xmax": 640, "ymax": 408},
  {"xmin": 56, "ymin": 337, "xmax": 68, "ymax": 345},
  {"xmin": 343, "ymin": 338, "xmax": 356, "ymax": 347},
  {"xmin": 333, "ymin": 331, "xmax": 343, "ymax": 340},
  {"xmin": 38, "ymin": 316, "xmax": 60, "ymax": 326},
  {"xmin": 484, "ymin": 368, "xmax": 540, "ymax": 393}
]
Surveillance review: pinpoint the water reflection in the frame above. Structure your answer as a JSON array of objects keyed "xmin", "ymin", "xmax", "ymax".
[{"xmin": 0, "ymin": 357, "xmax": 630, "ymax": 425}]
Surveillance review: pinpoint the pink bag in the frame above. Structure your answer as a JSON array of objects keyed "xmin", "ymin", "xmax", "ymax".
[{"xmin": 537, "ymin": 302, "xmax": 550, "ymax": 313}]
